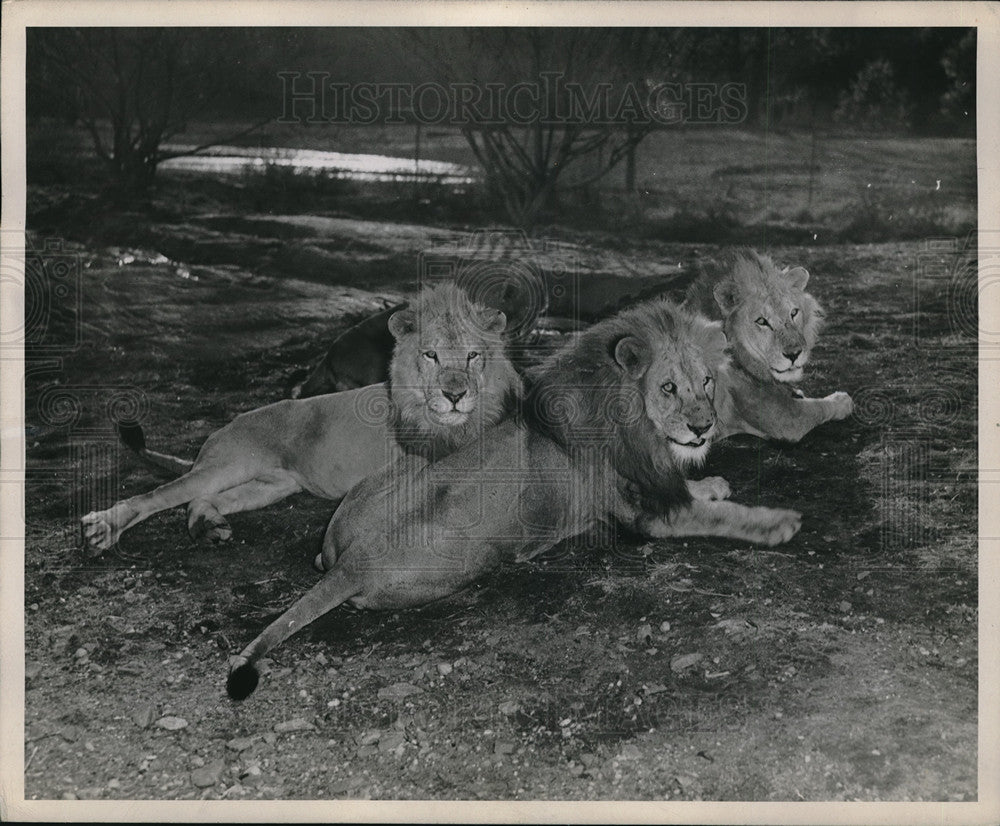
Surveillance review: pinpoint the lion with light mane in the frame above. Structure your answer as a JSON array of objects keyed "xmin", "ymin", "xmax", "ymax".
[
  {"xmin": 81, "ymin": 284, "xmax": 520, "ymax": 552},
  {"xmin": 685, "ymin": 248, "xmax": 853, "ymax": 442},
  {"xmin": 226, "ymin": 298, "xmax": 803, "ymax": 700}
]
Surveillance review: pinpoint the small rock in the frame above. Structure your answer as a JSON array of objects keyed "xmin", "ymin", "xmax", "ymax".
[
  {"xmin": 61, "ymin": 791, "xmax": 77, "ymax": 800},
  {"xmin": 378, "ymin": 731, "xmax": 405, "ymax": 752},
  {"xmin": 104, "ymin": 616, "xmax": 127, "ymax": 633},
  {"xmin": 25, "ymin": 662, "xmax": 42, "ymax": 681},
  {"xmin": 436, "ymin": 662, "xmax": 453, "ymax": 676},
  {"xmin": 580, "ymin": 752, "xmax": 599, "ymax": 767},
  {"xmin": 78, "ymin": 586, "xmax": 99, "ymax": 597},
  {"xmin": 498, "ymin": 700, "xmax": 520, "ymax": 716},
  {"xmin": 358, "ymin": 729, "xmax": 382, "ymax": 746},
  {"xmin": 356, "ymin": 744, "xmax": 378, "ymax": 758},
  {"xmin": 670, "ymin": 652, "xmax": 703, "ymax": 672},
  {"xmin": 377, "ymin": 683, "xmax": 423, "ymax": 700},
  {"xmin": 617, "ymin": 744, "xmax": 642, "ymax": 760},
  {"xmin": 155, "ymin": 715, "xmax": 188, "ymax": 731},
  {"xmin": 133, "ymin": 704, "xmax": 156, "ymax": 729},
  {"xmin": 74, "ymin": 647, "xmax": 89, "ymax": 660},
  {"xmin": 839, "ymin": 601, "xmax": 853, "ymax": 613},
  {"xmin": 190, "ymin": 755, "xmax": 205, "ymax": 768},
  {"xmin": 262, "ymin": 732, "xmax": 277, "ymax": 746},
  {"xmin": 273, "ymin": 718, "xmax": 315, "ymax": 734},
  {"xmin": 568, "ymin": 761, "xmax": 584, "ymax": 776},
  {"xmin": 494, "ymin": 740, "xmax": 516, "ymax": 755},
  {"xmin": 226, "ymin": 736, "xmax": 256, "ymax": 753},
  {"xmin": 660, "ymin": 621, "xmax": 671, "ymax": 632},
  {"xmin": 107, "ymin": 778, "xmax": 121, "ymax": 790},
  {"xmin": 636, "ymin": 624, "xmax": 653, "ymax": 644},
  {"xmin": 191, "ymin": 760, "xmax": 224, "ymax": 788}
]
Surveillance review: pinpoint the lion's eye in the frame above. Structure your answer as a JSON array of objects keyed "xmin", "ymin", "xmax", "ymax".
[
  {"xmin": 661, "ymin": 382, "xmax": 677, "ymax": 395},
  {"xmin": 755, "ymin": 317, "xmax": 771, "ymax": 328},
  {"xmin": 704, "ymin": 376, "xmax": 713, "ymax": 388},
  {"xmin": 467, "ymin": 351, "xmax": 481, "ymax": 361},
  {"xmin": 423, "ymin": 351, "xmax": 438, "ymax": 362},
  {"xmin": 790, "ymin": 308, "xmax": 800, "ymax": 319}
]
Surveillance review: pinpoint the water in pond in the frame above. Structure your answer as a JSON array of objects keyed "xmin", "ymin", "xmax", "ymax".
[{"xmin": 159, "ymin": 144, "xmax": 476, "ymax": 185}]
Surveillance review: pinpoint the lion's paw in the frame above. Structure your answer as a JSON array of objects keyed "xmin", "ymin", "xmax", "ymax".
[
  {"xmin": 80, "ymin": 510, "xmax": 120, "ymax": 553},
  {"xmin": 689, "ymin": 476, "xmax": 732, "ymax": 501},
  {"xmin": 190, "ymin": 513, "xmax": 234, "ymax": 545},
  {"xmin": 824, "ymin": 391, "xmax": 854, "ymax": 421},
  {"xmin": 753, "ymin": 507, "xmax": 802, "ymax": 546}
]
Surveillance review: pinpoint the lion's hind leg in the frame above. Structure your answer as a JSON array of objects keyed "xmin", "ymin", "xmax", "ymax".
[
  {"xmin": 188, "ymin": 473, "xmax": 304, "ymax": 545},
  {"xmin": 81, "ymin": 460, "xmax": 258, "ymax": 553},
  {"xmin": 641, "ymin": 499, "xmax": 801, "ymax": 547}
]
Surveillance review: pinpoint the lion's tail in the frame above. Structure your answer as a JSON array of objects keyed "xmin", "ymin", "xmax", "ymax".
[
  {"xmin": 117, "ymin": 421, "xmax": 194, "ymax": 476},
  {"xmin": 226, "ymin": 567, "xmax": 362, "ymax": 702}
]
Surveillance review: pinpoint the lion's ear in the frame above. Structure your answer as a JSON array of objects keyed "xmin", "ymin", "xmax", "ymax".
[
  {"xmin": 388, "ymin": 308, "xmax": 417, "ymax": 340},
  {"xmin": 480, "ymin": 307, "xmax": 507, "ymax": 334},
  {"xmin": 713, "ymin": 280, "xmax": 740, "ymax": 313},
  {"xmin": 784, "ymin": 266, "xmax": 810, "ymax": 290},
  {"xmin": 613, "ymin": 335, "xmax": 650, "ymax": 378}
]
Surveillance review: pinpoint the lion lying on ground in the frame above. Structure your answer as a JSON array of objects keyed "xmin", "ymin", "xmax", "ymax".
[
  {"xmin": 80, "ymin": 284, "xmax": 520, "ymax": 552},
  {"xmin": 227, "ymin": 298, "xmax": 802, "ymax": 700},
  {"xmin": 684, "ymin": 248, "xmax": 853, "ymax": 442}
]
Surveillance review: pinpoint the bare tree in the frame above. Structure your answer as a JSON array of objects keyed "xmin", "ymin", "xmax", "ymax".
[
  {"xmin": 405, "ymin": 29, "xmax": 678, "ymax": 228},
  {"xmin": 32, "ymin": 29, "xmax": 273, "ymax": 190}
]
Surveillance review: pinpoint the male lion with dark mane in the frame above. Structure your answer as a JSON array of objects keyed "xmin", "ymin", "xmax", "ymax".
[
  {"xmin": 81, "ymin": 284, "xmax": 520, "ymax": 552},
  {"xmin": 684, "ymin": 248, "xmax": 853, "ymax": 442},
  {"xmin": 226, "ymin": 298, "xmax": 802, "ymax": 700}
]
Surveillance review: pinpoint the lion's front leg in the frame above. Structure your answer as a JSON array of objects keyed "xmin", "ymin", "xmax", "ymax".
[
  {"xmin": 770, "ymin": 392, "xmax": 854, "ymax": 442},
  {"xmin": 637, "ymin": 499, "xmax": 801, "ymax": 547},
  {"xmin": 686, "ymin": 476, "xmax": 731, "ymax": 501},
  {"xmin": 729, "ymin": 383, "xmax": 854, "ymax": 443}
]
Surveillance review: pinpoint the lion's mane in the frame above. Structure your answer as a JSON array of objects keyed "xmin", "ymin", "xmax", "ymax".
[{"xmin": 526, "ymin": 299, "xmax": 726, "ymax": 518}]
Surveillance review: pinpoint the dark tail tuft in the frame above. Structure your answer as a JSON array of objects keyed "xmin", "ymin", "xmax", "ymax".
[
  {"xmin": 117, "ymin": 420, "xmax": 147, "ymax": 453},
  {"xmin": 226, "ymin": 662, "xmax": 260, "ymax": 701}
]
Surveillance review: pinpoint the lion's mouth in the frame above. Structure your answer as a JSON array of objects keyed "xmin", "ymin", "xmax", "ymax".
[
  {"xmin": 431, "ymin": 409, "xmax": 469, "ymax": 425},
  {"xmin": 771, "ymin": 365, "xmax": 803, "ymax": 382},
  {"xmin": 669, "ymin": 436, "xmax": 707, "ymax": 448}
]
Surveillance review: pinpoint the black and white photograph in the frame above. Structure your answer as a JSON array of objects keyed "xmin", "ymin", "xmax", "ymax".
[{"xmin": 1, "ymin": 1, "xmax": 996, "ymax": 821}]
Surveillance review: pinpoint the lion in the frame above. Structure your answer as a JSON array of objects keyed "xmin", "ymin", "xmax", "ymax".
[
  {"xmin": 226, "ymin": 298, "xmax": 802, "ymax": 700},
  {"xmin": 80, "ymin": 284, "xmax": 521, "ymax": 553},
  {"xmin": 684, "ymin": 248, "xmax": 853, "ymax": 442}
]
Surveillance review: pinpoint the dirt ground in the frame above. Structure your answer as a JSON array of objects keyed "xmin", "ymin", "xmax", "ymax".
[{"xmin": 21, "ymin": 178, "xmax": 977, "ymax": 802}]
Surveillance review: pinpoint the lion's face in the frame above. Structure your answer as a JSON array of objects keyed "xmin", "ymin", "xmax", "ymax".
[
  {"xmin": 614, "ymin": 332, "xmax": 721, "ymax": 468},
  {"xmin": 388, "ymin": 288, "xmax": 519, "ymax": 435},
  {"xmin": 714, "ymin": 263, "xmax": 822, "ymax": 385}
]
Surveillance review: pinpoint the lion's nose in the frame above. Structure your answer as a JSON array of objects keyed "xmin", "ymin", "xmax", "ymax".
[
  {"xmin": 687, "ymin": 421, "xmax": 712, "ymax": 438},
  {"xmin": 442, "ymin": 389, "xmax": 467, "ymax": 406},
  {"xmin": 783, "ymin": 350, "xmax": 801, "ymax": 365}
]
